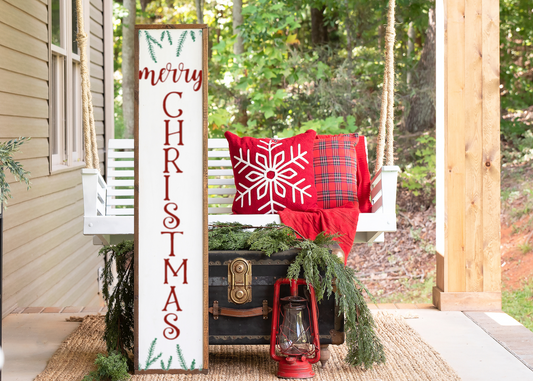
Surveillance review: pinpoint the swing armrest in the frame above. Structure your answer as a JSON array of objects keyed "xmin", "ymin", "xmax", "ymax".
[
  {"xmin": 370, "ymin": 165, "xmax": 400, "ymax": 215},
  {"xmin": 82, "ymin": 168, "xmax": 107, "ymax": 217}
]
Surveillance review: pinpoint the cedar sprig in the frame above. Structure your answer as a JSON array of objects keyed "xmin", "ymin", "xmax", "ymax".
[
  {"xmin": 248, "ymin": 227, "xmax": 386, "ymax": 369},
  {"xmin": 283, "ymin": 234, "xmax": 385, "ymax": 369},
  {"xmin": 0, "ymin": 137, "xmax": 31, "ymax": 204},
  {"xmin": 176, "ymin": 31, "xmax": 187, "ymax": 58}
]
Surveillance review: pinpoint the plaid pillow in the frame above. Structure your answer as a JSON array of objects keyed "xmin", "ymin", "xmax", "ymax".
[{"xmin": 313, "ymin": 134, "xmax": 359, "ymax": 209}]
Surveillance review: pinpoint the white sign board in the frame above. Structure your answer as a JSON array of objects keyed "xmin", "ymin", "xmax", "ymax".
[{"xmin": 134, "ymin": 25, "xmax": 208, "ymax": 375}]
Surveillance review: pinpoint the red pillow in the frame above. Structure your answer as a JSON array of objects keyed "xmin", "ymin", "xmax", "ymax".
[
  {"xmin": 314, "ymin": 134, "xmax": 372, "ymax": 212},
  {"xmin": 225, "ymin": 130, "xmax": 318, "ymax": 214},
  {"xmin": 314, "ymin": 134, "xmax": 358, "ymax": 209}
]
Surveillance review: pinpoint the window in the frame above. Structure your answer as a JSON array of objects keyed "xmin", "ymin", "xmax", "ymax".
[{"xmin": 50, "ymin": 0, "xmax": 86, "ymax": 170}]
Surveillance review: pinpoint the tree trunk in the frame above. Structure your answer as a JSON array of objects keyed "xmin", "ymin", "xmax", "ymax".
[
  {"xmin": 405, "ymin": 8, "xmax": 436, "ymax": 133},
  {"xmin": 233, "ymin": 0, "xmax": 244, "ymax": 55},
  {"xmin": 195, "ymin": 0, "xmax": 204, "ymax": 24},
  {"xmin": 122, "ymin": 0, "xmax": 136, "ymax": 139},
  {"xmin": 406, "ymin": 22, "xmax": 415, "ymax": 84},
  {"xmin": 311, "ymin": 6, "xmax": 327, "ymax": 45}
]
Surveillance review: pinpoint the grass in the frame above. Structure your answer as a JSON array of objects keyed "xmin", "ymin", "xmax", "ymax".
[
  {"xmin": 375, "ymin": 274, "xmax": 435, "ymax": 304},
  {"xmin": 502, "ymin": 278, "xmax": 533, "ymax": 332}
]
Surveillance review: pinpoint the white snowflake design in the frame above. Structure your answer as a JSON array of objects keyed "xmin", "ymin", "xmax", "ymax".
[{"xmin": 233, "ymin": 139, "xmax": 313, "ymax": 214}]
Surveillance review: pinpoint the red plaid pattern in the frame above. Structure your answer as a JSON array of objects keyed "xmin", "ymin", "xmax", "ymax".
[{"xmin": 313, "ymin": 134, "xmax": 359, "ymax": 209}]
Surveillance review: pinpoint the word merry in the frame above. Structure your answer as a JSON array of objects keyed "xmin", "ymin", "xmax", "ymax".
[{"xmin": 139, "ymin": 62, "xmax": 202, "ymax": 91}]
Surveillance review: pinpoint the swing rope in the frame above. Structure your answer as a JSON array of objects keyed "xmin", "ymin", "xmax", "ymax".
[
  {"xmin": 75, "ymin": 0, "xmax": 100, "ymax": 171},
  {"xmin": 375, "ymin": 0, "xmax": 396, "ymax": 173}
]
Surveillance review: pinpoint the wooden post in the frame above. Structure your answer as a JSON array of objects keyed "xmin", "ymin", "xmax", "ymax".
[{"xmin": 434, "ymin": 0, "xmax": 501, "ymax": 311}]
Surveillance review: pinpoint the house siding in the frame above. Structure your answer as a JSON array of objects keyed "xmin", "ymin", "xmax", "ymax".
[
  {"xmin": 0, "ymin": 0, "xmax": 111, "ymax": 317},
  {"xmin": 90, "ymin": 0, "xmax": 106, "ymax": 172}
]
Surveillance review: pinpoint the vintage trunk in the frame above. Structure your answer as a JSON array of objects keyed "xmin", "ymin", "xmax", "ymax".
[{"xmin": 208, "ymin": 249, "xmax": 345, "ymax": 346}]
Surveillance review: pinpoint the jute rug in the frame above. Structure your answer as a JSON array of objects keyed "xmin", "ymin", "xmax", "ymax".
[{"xmin": 35, "ymin": 313, "xmax": 461, "ymax": 381}]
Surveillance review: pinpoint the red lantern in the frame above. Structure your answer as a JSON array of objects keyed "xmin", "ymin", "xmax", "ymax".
[{"xmin": 270, "ymin": 279, "xmax": 321, "ymax": 379}]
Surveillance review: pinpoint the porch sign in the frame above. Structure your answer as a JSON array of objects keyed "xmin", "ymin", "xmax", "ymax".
[{"xmin": 134, "ymin": 25, "xmax": 208, "ymax": 374}]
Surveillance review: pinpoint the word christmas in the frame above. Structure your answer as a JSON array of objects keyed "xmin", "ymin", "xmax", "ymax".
[{"xmin": 159, "ymin": 90, "xmax": 188, "ymax": 341}]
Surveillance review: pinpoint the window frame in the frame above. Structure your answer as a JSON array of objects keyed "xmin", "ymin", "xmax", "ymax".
[{"xmin": 49, "ymin": 0, "xmax": 89, "ymax": 173}]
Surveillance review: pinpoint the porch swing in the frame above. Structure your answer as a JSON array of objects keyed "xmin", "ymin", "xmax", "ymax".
[{"xmin": 80, "ymin": 0, "xmax": 400, "ymax": 246}]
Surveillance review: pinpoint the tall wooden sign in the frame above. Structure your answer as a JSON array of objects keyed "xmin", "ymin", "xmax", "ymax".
[{"xmin": 134, "ymin": 25, "xmax": 208, "ymax": 374}]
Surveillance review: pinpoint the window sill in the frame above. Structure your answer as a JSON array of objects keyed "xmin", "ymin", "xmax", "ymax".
[{"xmin": 51, "ymin": 161, "xmax": 87, "ymax": 175}]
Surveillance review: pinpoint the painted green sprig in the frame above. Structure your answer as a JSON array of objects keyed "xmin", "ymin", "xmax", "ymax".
[
  {"xmin": 176, "ymin": 344, "xmax": 197, "ymax": 370},
  {"xmin": 176, "ymin": 31, "xmax": 187, "ymax": 58},
  {"xmin": 190, "ymin": 30, "xmax": 196, "ymax": 42},
  {"xmin": 161, "ymin": 356, "xmax": 173, "ymax": 371},
  {"xmin": 141, "ymin": 338, "xmax": 162, "ymax": 370},
  {"xmin": 161, "ymin": 30, "xmax": 173, "ymax": 45},
  {"xmin": 145, "ymin": 31, "xmax": 162, "ymax": 63}
]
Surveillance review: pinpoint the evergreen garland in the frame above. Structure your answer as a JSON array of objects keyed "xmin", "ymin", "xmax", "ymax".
[
  {"xmin": 99, "ymin": 240, "xmax": 135, "ymax": 364},
  {"xmin": 101, "ymin": 224, "xmax": 385, "ymax": 371},
  {"xmin": 176, "ymin": 31, "xmax": 187, "ymax": 58}
]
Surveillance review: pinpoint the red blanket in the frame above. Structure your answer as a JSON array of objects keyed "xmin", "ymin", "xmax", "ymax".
[
  {"xmin": 356, "ymin": 136, "xmax": 372, "ymax": 213},
  {"xmin": 279, "ymin": 202, "xmax": 359, "ymax": 265},
  {"xmin": 279, "ymin": 136, "xmax": 371, "ymax": 264}
]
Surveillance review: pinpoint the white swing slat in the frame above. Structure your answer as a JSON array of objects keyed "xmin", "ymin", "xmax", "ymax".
[{"xmin": 82, "ymin": 139, "xmax": 399, "ymax": 245}]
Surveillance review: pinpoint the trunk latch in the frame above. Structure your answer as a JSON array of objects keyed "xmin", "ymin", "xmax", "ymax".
[{"xmin": 228, "ymin": 257, "xmax": 252, "ymax": 304}]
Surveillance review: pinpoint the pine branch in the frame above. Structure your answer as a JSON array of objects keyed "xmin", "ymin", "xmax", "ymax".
[
  {"xmin": 176, "ymin": 31, "xmax": 187, "ymax": 58},
  {"xmin": 190, "ymin": 30, "xmax": 196, "ymax": 42},
  {"xmin": 190, "ymin": 359, "xmax": 196, "ymax": 370}
]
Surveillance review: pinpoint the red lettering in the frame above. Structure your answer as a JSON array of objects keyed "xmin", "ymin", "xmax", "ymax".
[
  {"xmin": 163, "ymin": 202, "xmax": 180, "ymax": 229},
  {"xmin": 164, "ymin": 120, "xmax": 184, "ymax": 146},
  {"xmin": 139, "ymin": 67, "xmax": 158, "ymax": 86},
  {"xmin": 162, "ymin": 92, "xmax": 183, "ymax": 118},
  {"xmin": 164, "ymin": 175, "xmax": 171, "ymax": 201},
  {"xmin": 161, "ymin": 231, "xmax": 183, "ymax": 256},
  {"xmin": 163, "ymin": 313, "xmax": 180, "ymax": 340},
  {"xmin": 164, "ymin": 258, "xmax": 188, "ymax": 284},
  {"xmin": 162, "ymin": 286, "xmax": 182, "ymax": 311},
  {"xmin": 190, "ymin": 70, "xmax": 202, "ymax": 91},
  {"xmin": 163, "ymin": 147, "xmax": 183, "ymax": 173}
]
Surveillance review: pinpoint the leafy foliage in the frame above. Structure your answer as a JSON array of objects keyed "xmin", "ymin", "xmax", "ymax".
[
  {"xmin": 399, "ymin": 134, "xmax": 436, "ymax": 199},
  {"xmin": 83, "ymin": 351, "xmax": 131, "ymax": 381},
  {"xmin": 0, "ymin": 138, "xmax": 31, "ymax": 204},
  {"xmin": 100, "ymin": 240, "xmax": 135, "ymax": 362}
]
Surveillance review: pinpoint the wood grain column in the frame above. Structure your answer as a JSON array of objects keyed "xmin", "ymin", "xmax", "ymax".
[{"xmin": 434, "ymin": 0, "xmax": 501, "ymax": 311}]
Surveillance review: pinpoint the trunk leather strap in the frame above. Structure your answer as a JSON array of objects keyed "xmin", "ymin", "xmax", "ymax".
[{"xmin": 209, "ymin": 300, "xmax": 272, "ymax": 320}]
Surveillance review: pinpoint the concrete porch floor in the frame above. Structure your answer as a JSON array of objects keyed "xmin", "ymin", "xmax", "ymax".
[{"xmin": 2, "ymin": 305, "xmax": 533, "ymax": 381}]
